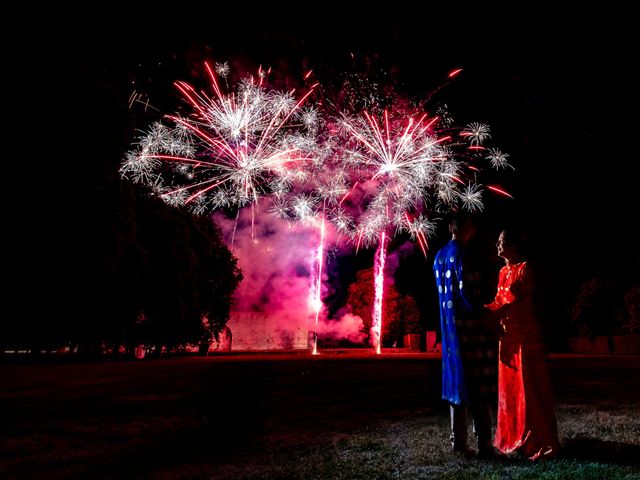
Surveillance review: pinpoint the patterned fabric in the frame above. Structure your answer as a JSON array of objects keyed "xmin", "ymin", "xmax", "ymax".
[
  {"xmin": 434, "ymin": 240, "xmax": 497, "ymax": 406},
  {"xmin": 486, "ymin": 261, "xmax": 561, "ymax": 460},
  {"xmin": 458, "ymin": 317, "xmax": 498, "ymax": 406}
]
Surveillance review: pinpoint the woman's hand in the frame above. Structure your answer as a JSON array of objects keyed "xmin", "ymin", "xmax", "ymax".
[{"xmin": 481, "ymin": 309, "xmax": 505, "ymax": 338}]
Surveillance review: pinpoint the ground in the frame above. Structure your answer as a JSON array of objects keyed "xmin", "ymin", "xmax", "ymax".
[{"xmin": 1, "ymin": 353, "xmax": 638, "ymax": 479}]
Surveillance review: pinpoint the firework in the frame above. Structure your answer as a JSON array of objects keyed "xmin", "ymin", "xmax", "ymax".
[
  {"xmin": 122, "ymin": 59, "xmax": 514, "ymax": 354},
  {"xmin": 121, "ymin": 62, "xmax": 319, "ymax": 214},
  {"xmin": 328, "ymin": 79, "xmax": 512, "ymax": 351}
]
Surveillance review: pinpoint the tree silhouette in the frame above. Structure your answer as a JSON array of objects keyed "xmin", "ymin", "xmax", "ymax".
[
  {"xmin": 346, "ymin": 268, "xmax": 421, "ymax": 347},
  {"xmin": 3, "ymin": 38, "xmax": 241, "ymax": 357}
]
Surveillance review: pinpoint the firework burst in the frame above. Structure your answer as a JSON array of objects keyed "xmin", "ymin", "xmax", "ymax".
[
  {"xmin": 333, "ymin": 102, "xmax": 511, "ymax": 253},
  {"xmin": 121, "ymin": 62, "xmax": 319, "ymax": 213}
]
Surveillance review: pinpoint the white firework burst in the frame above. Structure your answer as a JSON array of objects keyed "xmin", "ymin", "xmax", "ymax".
[
  {"xmin": 291, "ymin": 193, "xmax": 318, "ymax": 222},
  {"xmin": 298, "ymin": 107, "xmax": 320, "ymax": 130},
  {"xmin": 215, "ymin": 61, "xmax": 230, "ymax": 78},
  {"xmin": 189, "ymin": 195, "xmax": 210, "ymax": 215},
  {"xmin": 460, "ymin": 184, "xmax": 484, "ymax": 212},
  {"xmin": 486, "ymin": 148, "xmax": 513, "ymax": 170},
  {"xmin": 461, "ymin": 122, "xmax": 491, "ymax": 146},
  {"xmin": 268, "ymin": 91, "xmax": 296, "ymax": 115},
  {"xmin": 119, "ymin": 150, "xmax": 161, "ymax": 184},
  {"xmin": 435, "ymin": 104, "xmax": 454, "ymax": 128},
  {"xmin": 405, "ymin": 214, "xmax": 437, "ymax": 241},
  {"xmin": 159, "ymin": 188, "xmax": 188, "ymax": 207},
  {"xmin": 316, "ymin": 176, "xmax": 349, "ymax": 206},
  {"xmin": 356, "ymin": 210, "xmax": 391, "ymax": 248},
  {"xmin": 139, "ymin": 122, "xmax": 172, "ymax": 152},
  {"xmin": 268, "ymin": 196, "xmax": 291, "ymax": 219},
  {"xmin": 329, "ymin": 207, "xmax": 355, "ymax": 235}
]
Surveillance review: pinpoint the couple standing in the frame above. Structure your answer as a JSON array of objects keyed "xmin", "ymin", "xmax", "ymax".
[{"xmin": 433, "ymin": 215, "xmax": 560, "ymax": 460}]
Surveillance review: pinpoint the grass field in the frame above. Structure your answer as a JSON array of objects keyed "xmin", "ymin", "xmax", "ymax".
[{"xmin": 1, "ymin": 353, "xmax": 639, "ymax": 479}]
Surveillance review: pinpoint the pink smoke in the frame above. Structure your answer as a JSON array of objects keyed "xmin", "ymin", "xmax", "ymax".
[
  {"xmin": 213, "ymin": 201, "xmax": 366, "ymax": 345},
  {"xmin": 315, "ymin": 313, "xmax": 366, "ymax": 343}
]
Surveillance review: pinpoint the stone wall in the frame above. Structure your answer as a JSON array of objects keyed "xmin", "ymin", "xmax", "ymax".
[{"xmin": 227, "ymin": 311, "xmax": 308, "ymax": 350}]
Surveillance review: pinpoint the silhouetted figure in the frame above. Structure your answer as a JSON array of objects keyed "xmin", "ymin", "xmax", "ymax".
[{"xmin": 433, "ymin": 215, "xmax": 498, "ymax": 458}]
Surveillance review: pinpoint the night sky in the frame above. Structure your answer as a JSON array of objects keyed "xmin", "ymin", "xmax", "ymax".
[{"xmin": 8, "ymin": 5, "xmax": 636, "ymax": 348}]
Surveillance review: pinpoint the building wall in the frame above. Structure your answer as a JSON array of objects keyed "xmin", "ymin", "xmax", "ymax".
[{"xmin": 227, "ymin": 311, "xmax": 309, "ymax": 350}]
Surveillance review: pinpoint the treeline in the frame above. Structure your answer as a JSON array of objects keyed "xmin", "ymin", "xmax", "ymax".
[{"xmin": 4, "ymin": 35, "xmax": 241, "ymax": 357}]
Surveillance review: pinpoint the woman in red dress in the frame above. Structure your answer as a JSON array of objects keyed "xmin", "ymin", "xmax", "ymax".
[{"xmin": 485, "ymin": 228, "xmax": 561, "ymax": 460}]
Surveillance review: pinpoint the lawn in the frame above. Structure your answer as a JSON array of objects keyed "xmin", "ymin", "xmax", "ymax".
[{"xmin": 1, "ymin": 353, "xmax": 638, "ymax": 479}]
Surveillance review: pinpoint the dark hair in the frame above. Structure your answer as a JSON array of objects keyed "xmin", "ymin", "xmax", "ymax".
[
  {"xmin": 500, "ymin": 223, "xmax": 529, "ymax": 256},
  {"xmin": 449, "ymin": 216, "xmax": 460, "ymax": 235},
  {"xmin": 448, "ymin": 212, "xmax": 476, "ymax": 236}
]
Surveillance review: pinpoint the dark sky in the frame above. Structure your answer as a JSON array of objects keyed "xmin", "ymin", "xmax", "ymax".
[{"xmin": 8, "ymin": 5, "xmax": 636, "ymax": 343}]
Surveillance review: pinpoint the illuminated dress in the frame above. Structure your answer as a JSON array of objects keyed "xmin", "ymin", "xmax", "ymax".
[{"xmin": 486, "ymin": 261, "xmax": 561, "ymax": 460}]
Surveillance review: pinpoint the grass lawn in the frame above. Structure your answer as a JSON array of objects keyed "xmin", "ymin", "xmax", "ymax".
[{"xmin": 1, "ymin": 353, "xmax": 638, "ymax": 479}]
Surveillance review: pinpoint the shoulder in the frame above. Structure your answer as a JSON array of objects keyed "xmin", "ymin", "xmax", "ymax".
[
  {"xmin": 513, "ymin": 261, "xmax": 531, "ymax": 281},
  {"xmin": 434, "ymin": 242, "xmax": 452, "ymax": 261}
]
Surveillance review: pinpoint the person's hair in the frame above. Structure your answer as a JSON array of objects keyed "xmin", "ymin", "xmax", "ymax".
[
  {"xmin": 500, "ymin": 223, "xmax": 529, "ymax": 256},
  {"xmin": 449, "ymin": 212, "xmax": 475, "ymax": 236},
  {"xmin": 449, "ymin": 216, "xmax": 460, "ymax": 235}
]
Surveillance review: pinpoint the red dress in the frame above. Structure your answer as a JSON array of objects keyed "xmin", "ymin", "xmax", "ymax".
[{"xmin": 486, "ymin": 261, "xmax": 560, "ymax": 460}]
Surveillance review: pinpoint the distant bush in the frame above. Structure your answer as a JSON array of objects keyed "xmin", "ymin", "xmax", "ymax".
[
  {"xmin": 569, "ymin": 276, "xmax": 637, "ymax": 337},
  {"xmin": 622, "ymin": 285, "xmax": 640, "ymax": 334}
]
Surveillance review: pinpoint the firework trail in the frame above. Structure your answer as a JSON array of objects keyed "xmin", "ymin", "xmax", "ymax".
[
  {"xmin": 310, "ymin": 214, "xmax": 325, "ymax": 355},
  {"xmin": 265, "ymin": 120, "xmax": 354, "ymax": 353},
  {"xmin": 371, "ymin": 231, "xmax": 387, "ymax": 354}
]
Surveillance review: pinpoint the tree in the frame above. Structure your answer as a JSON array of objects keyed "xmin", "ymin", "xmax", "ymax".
[
  {"xmin": 3, "ymin": 37, "xmax": 242, "ymax": 356},
  {"xmin": 131, "ymin": 194, "xmax": 242, "ymax": 354},
  {"xmin": 569, "ymin": 276, "xmax": 622, "ymax": 338},
  {"xmin": 345, "ymin": 268, "xmax": 421, "ymax": 347}
]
